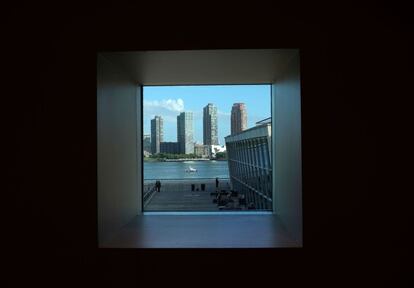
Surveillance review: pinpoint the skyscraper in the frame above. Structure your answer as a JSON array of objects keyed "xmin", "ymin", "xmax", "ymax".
[
  {"xmin": 143, "ymin": 134, "xmax": 151, "ymax": 153},
  {"xmin": 151, "ymin": 116, "xmax": 163, "ymax": 154},
  {"xmin": 203, "ymin": 103, "xmax": 218, "ymax": 145},
  {"xmin": 231, "ymin": 103, "xmax": 247, "ymax": 135},
  {"xmin": 177, "ymin": 112, "xmax": 194, "ymax": 154}
]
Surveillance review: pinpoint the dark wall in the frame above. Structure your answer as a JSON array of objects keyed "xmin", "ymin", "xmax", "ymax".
[{"xmin": 8, "ymin": 2, "xmax": 407, "ymax": 287}]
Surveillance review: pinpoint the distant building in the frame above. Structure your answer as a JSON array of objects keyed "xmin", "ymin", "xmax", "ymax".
[
  {"xmin": 160, "ymin": 142, "xmax": 179, "ymax": 154},
  {"xmin": 225, "ymin": 119, "xmax": 272, "ymax": 210},
  {"xmin": 151, "ymin": 116, "xmax": 163, "ymax": 154},
  {"xmin": 231, "ymin": 103, "xmax": 247, "ymax": 135},
  {"xmin": 194, "ymin": 144, "xmax": 210, "ymax": 158},
  {"xmin": 177, "ymin": 112, "xmax": 194, "ymax": 154},
  {"xmin": 203, "ymin": 103, "xmax": 218, "ymax": 145},
  {"xmin": 209, "ymin": 145, "xmax": 226, "ymax": 158},
  {"xmin": 143, "ymin": 134, "xmax": 151, "ymax": 154},
  {"xmin": 255, "ymin": 117, "xmax": 271, "ymax": 126}
]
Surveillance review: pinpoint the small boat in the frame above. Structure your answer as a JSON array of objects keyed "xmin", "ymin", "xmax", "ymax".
[{"xmin": 185, "ymin": 166, "xmax": 197, "ymax": 172}]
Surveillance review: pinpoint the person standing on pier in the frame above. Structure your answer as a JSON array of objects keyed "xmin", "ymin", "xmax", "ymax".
[
  {"xmin": 155, "ymin": 180, "xmax": 161, "ymax": 192},
  {"xmin": 215, "ymin": 177, "xmax": 219, "ymax": 189}
]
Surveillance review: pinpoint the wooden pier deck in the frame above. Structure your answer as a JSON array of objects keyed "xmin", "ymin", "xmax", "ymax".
[{"xmin": 145, "ymin": 179, "xmax": 230, "ymax": 211}]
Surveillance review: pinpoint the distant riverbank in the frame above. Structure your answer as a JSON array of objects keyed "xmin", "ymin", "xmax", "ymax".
[{"xmin": 144, "ymin": 158, "xmax": 227, "ymax": 162}]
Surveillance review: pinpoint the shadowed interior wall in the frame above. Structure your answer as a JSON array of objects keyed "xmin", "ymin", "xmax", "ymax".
[
  {"xmin": 97, "ymin": 49, "xmax": 302, "ymax": 247},
  {"xmin": 272, "ymin": 52, "xmax": 303, "ymax": 244},
  {"xmin": 97, "ymin": 54, "xmax": 141, "ymax": 245}
]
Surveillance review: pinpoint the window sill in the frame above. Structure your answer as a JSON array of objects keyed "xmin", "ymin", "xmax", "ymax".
[{"xmin": 100, "ymin": 214, "xmax": 301, "ymax": 248}]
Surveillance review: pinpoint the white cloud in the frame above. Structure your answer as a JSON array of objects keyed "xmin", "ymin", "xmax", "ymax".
[
  {"xmin": 144, "ymin": 98, "xmax": 185, "ymax": 124},
  {"xmin": 144, "ymin": 98, "xmax": 184, "ymax": 113}
]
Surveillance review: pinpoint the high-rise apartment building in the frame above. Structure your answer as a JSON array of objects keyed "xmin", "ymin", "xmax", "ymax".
[
  {"xmin": 151, "ymin": 116, "xmax": 163, "ymax": 154},
  {"xmin": 203, "ymin": 103, "xmax": 218, "ymax": 145},
  {"xmin": 143, "ymin": 134, "xmax": 151, "ymax": 153},
  {"xmin": 177, "ymin": 112, "xmax": 194, "ymax": 154},
  {"xmin": 231, "ymin": 103, "xmax": 247, "ymax": 135}
]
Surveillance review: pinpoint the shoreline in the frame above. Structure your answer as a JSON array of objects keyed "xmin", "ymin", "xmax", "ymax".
[
  {"xmin": 144, "ymin": 158, "xmax": 227, "ymax": 162},
  {"xmin": 144, "ymin": 178, "xmax": 229, "ymax": 182}
]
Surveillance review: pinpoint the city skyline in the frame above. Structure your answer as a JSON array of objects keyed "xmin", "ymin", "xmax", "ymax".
[{"xmin": 143, "ymin": 85, "xmax": 271, "ymax": 145}]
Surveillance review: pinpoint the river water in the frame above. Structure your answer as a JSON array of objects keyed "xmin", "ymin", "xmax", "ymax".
[{"xmin": 144, "ymin": 160, "xmax": 229, "ymax": 180}]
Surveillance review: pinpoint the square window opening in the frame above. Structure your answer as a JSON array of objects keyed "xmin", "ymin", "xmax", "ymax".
[{"xmin": 142, "ymin": 84, "xmax": 273, "ymax": 213}]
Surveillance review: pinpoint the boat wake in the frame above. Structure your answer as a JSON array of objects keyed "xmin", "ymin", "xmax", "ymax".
[{"xmin": 185, "ymin": 166, "xmax": 197, "ymax": 172}]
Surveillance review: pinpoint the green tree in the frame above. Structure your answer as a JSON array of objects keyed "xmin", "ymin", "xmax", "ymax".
[{"xmin": 215, "ymin": 152, "xmax": 227, "ymax": 159}]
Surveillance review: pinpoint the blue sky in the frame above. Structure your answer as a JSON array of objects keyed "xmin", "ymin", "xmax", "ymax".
[{"xmin": 143, "ymin": 85, "xmax": 271, "ymax": 145}]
